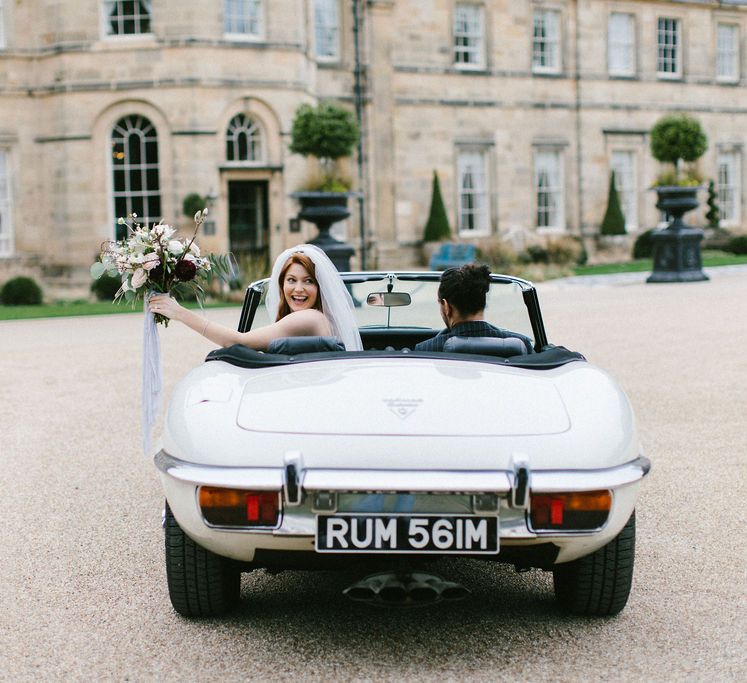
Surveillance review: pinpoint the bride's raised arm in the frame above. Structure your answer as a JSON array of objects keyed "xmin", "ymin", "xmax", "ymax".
[
  {"xmin": 148, "ymin": 243, "xmax": 362, "ymax": 352},
  {"xmin": 147, "ymin": 295, "xmax": 331, "ymax": 350}
]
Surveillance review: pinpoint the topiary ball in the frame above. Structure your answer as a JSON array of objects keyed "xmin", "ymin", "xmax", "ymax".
[
  {"xmin": 1, "ymin": 276, "xmax": 43, "ymax": 305},
  {"xmin": 91, "ymin": 272, "xmax": 122, "ymax": 301},
  {"xmin": 727, "ymin": 234, "xmax": 747, "ymax": 255}
]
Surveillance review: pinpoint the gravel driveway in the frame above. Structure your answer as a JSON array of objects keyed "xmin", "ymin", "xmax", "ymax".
[{"xmin": 1, "ymin": 270, "xmax": 745, "ymax": 681}]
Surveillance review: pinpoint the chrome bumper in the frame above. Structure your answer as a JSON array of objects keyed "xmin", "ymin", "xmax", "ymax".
[{"xmin": 154, "ymin": 449, "xmax": 650, "ymax": 496}]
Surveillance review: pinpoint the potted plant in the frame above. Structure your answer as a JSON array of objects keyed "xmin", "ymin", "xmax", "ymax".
[
  {"xmin": 647, "ymin": 114, "xmax": 709, "ymax": 283},
  {"xmin": 288, "ymin": 102, "xmax": 361, "ymax": 270}
]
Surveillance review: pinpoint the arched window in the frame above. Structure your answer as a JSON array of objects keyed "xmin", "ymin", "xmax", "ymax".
[
  {"xmin": 111, "ymin": 115, "xmax": 161, "ymax": 236},
  {"xmin": 226, "ymin": 114, "xmax": 263, "ymax": 162}
]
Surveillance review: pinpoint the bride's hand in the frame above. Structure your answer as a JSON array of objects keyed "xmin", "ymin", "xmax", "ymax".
[{"xmin": 148, "ymin": 293, "xmax": 183, "ymax": 320}]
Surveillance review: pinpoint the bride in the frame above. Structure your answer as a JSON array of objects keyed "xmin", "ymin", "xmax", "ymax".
[{"xmin": 148, "ymin": 243, "xmax": 363, "ymax": 351}]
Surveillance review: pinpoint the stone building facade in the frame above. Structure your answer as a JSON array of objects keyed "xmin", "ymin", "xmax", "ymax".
[{"xmin": 1, "ymin": 0, "xmax": 746, "ymax": 294}]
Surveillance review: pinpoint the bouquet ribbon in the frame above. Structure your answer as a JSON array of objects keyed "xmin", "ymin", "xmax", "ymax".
[{"xmin": 142, "ymin": 295, "xmax": 162, "ymax": 455}]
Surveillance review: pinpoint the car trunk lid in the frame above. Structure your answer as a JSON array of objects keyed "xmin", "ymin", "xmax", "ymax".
[{"xmin": 236, "ymin": 358, "xmax": 569, "ymax": 437}]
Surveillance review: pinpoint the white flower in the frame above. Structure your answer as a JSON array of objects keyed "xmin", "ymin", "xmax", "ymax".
[
  {"xmin": 153, "ymin": 223, "xmax": 174, "ymax": 239},
  {"xmin": 116, "ymin": 256, "xmax": 131, "ymax": 274},
  {"xmin": 194, "ymin": 210, "xmax": 202, "ymax": 223},
  {"xmin": 189, "ymin": 242, "xmax": 200, "ymax": 257},
  {"xmin": 142, "ymin": 252, "xmax": 161, "ymax": 271},
  {"xmin": 168, "ymin": 240, "xmax": 184, "ymax": 254},
  {"xmin": 131, "ymin": 268, "xmax": 148, "ymax": 289}
]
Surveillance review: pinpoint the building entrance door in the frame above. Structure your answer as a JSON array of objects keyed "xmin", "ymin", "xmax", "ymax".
[{"xmin": 228, "ymin": 180, "xmax": 269, "ymax": 264}]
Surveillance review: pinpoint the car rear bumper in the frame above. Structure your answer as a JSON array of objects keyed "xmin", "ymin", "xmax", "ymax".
[{"xmin": 155, "ymin": 450, "xmax": 649, "ymax": 565}]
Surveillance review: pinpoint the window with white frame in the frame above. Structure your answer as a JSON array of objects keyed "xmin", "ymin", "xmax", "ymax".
[
  {"xmin": 716, "ymin": 23, "xmax": 739, "ymax": 81},
  {"xmin": 608, "ymin": 12, "xmax": 635, "ymax": 76},
  {"xmin": 0, "ymin": 150, "xmax": 12, "ymax": 256},
  {"xmin": 535, "ymin": 150, "xmax": 564, "ymax": 230},
  {"xmin": 224, "ymin": 0, "xmax": 263, "ymax": 39},
  {"xmin": 104, "ymin": 1, "xmax": 152, "ymax": 36},
  {"xmin": 533, "ymin": 8, "xmax": 560, "ymax": 73},
  {"xmin": 314, "ymin": 0, "xmax": 339, "ymax": 61},
  {"xmin": 457, "ymin": 151, "xmax": 490, "ymax": 234},
  {"xmin": 111, "ymin": 115, "xmax": 161, "ymax": 238},
  {"xmin": 454, "ymin": 4, "xmax": 485, "ymax": 69},
  {"xmin": 0, "ymin": 0, "xmax": 6, "ymax": 50},
  {"xmin": 718, "ymin": 151, "xmax": 741, "ymax": 225},
  {"xmin": 611, "ymin": 150, "xmax": 637, "ymax": 231},
  {"xmin": 226, "ymin": 114, "xmax": 264, "ymax": 162},
  {"xmin": 657, "ymin": 17, "xmax": 681, "ymax": 77}
]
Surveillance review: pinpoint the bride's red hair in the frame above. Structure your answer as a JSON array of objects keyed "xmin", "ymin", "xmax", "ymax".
[{"xmin": 275, "ymin": 252, "xmax": 324, "ymax": 321}]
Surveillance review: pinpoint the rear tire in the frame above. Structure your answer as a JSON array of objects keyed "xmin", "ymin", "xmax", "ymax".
[
  {"xmin": 553, "ymin": 511, "xmax": 636, "ymax": 616},
  {"xmin": 164, "ymin": 502, "xmax": 240, "ymax": 617}
]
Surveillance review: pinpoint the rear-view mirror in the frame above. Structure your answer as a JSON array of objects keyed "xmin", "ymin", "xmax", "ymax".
[{"xmin": 366, "ymin": 292, "xmax": 412, "ymax": 307}]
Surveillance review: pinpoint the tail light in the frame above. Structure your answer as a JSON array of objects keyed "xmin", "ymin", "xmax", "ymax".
[
  {"xmin": 529, "ymin": 490, "xmax": 611, "ymax": 531},
  {"xmin": 199, "ymin": 487, "xmax": 280, "ymax": 527}
]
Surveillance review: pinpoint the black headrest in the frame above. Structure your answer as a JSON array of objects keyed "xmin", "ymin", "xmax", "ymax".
[
  {"xmin": 266, "ymin": 336, "xmax": 345, "ymax": 355},
  {"xmin": 443, "ymin": 336, "xmax": 528, "ymax": 358}
]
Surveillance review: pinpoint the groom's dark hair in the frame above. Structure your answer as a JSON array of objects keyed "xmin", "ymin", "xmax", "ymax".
[{"xmin": 438, "ymin": 263, "xmax": 491, "ymax": 316}]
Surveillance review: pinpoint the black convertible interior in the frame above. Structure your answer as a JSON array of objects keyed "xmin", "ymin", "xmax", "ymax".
[{"xmin": 207, "ymin": 335, "xmax": 585, "ymax": 370}]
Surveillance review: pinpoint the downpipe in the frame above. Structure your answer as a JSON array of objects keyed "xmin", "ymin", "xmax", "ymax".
[{"xmin": 343, "ymin": 571, "xmax": 470, "ymax": 607}]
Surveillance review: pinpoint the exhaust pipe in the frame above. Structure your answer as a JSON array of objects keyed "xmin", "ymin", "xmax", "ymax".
[{"xmin": 344, "ymin": 570, "xmax": 469, "ymax": 607}]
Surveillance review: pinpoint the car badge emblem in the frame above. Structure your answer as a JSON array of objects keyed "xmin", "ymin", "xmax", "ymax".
[{"xmin": 383, "ymin": 398, "xmax": 422, "ymax": 420}]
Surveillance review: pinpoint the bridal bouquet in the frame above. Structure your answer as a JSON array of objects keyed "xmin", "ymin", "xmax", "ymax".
[
  {"xmin": 91, "ymin": 209, "xmax": 234, "ymax": 455},
  {"xmin": 91, "ymin": 209, "xmax": 233, "ymax": 325}
]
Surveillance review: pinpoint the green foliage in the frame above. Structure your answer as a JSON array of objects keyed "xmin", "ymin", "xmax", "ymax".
[
  {"xmin": 727, "ymin": 234, "xmax": 747, "ymax": 255},
  {"xmin": 650, "ymin": 115, "xmax": 708, "ymax": 168},
  {"xmin": 0, "ymin": 276, "xmax": 43, "ymax": 305},
  {"xmin": 206, "ymin": 252, "xmax": 239, "ymax": 285},
  {"xmin": 289, "ymin": 102, "xmax": 360, "ymax": 161},
  {"xmin": 632, "ymin": 229, "xmax": 656, "ymax": 259},
  {"xmin": 600, "ymin": 171, "xmax": 626, "ymax": 235},
  {"xmin": 518, "ymin": 237, "xmax": 586, "ymax": 267},
  {"xmin": 477, "ymin": 240, "xmax": 518, "ymax": 270},
  {"xmin": 653, "ymin": 168, "xmax": 703, "ymax": 188},
  {"xmin": 423, "ymin": 171, "xmax": 451, "ymax": 242},
  {"xmin": 705, "ymin": 180, "xmax": 720, "ymax": 228},
  {"xmin": 520, "ymin": 244, "xmax": 550, "ymax": 264},
  {"xmin": 183, "ymin": 192, "xmax": 206, "ymax": 218},
  {"xmin": 546, "ymin": 237, "xmax": 587, "ymax": 266},
  {"xmin": 319, "ymin": 177, "xmax": 350, "ymax": 192},
  {"xmin": 90, "ymin": 272, "xmax": 122, "ymax": 301}
]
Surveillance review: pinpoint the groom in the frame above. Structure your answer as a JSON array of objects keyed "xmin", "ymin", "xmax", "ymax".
[{"xmin": 414, "ymin": 264, "xmax": 534, "ymax": 353}]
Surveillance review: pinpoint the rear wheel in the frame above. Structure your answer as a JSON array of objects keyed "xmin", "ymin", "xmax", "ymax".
[
  {"xmin": 553, "ymin": 511, "xmax": 636, "ymax": 616},
  {"xmin": 164, "ymin": 502, "xmax": 240, "ymax": 617}
]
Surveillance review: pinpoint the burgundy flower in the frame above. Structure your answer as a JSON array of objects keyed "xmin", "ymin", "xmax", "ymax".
[
  {"xmin": 150, "ymin": 264, "xmax": 164, "ymax": 284},
  {"xmin": 175, "ymin": 259, "xmax": 197, "ymax": 281}
]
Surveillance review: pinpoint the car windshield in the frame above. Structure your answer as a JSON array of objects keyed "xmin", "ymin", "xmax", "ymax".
[{"xmin": 250, "ymin": 273, "xmax": 535, "ymax": 344}]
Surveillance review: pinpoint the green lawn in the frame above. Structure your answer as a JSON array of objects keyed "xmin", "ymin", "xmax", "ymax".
[
  {"xmin": 0, "ymin": 299, "xmax": 241, "ymax": 322},
  {"xmin": 572, "ymin": 251, "xmax": 747, "ymax": 276}
]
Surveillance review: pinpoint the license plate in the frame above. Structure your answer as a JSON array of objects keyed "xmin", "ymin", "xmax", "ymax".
[{"xmin": 316, "ymin": 514, "xmax": 499, "ymax": 554}]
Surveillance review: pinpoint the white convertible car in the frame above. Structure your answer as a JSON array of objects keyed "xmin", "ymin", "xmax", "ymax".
[{"xmin": 156, "ymin": 271, "xmax": 650, "ymax": 617}]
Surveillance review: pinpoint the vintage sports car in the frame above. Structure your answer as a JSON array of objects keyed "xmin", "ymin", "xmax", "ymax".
[{"xmin": 156, "ymin": 271, "xmax": 650, "ymax": 617}]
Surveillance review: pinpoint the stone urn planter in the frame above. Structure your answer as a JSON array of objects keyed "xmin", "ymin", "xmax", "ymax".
[
  {"xmin": 647, "ymin": 185, "xmax": 708, "ymax": 283},
  {"xmin": 292, "ymin": 191, "xmax": 360, "ymax": 271}
]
